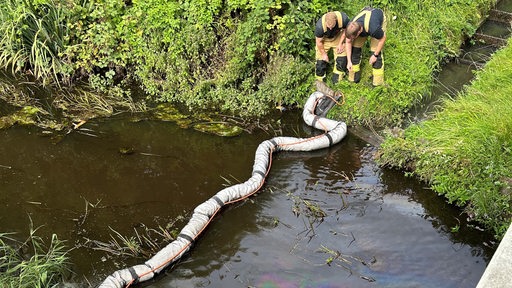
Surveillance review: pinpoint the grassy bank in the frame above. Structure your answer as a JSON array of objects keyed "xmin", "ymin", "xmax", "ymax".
[
  {"xmin": 330, "ymin": 0, "xmax": 494, "ymax": 126},
  {"xmin": 377, "ymin": 39, "xmax": 512, "ymax": 238},
  {"xmin": 0, "ymin": 0, "xmax": 496, "ymax": 127}
]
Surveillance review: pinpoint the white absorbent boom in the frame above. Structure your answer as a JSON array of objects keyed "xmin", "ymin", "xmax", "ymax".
[{"xmin": 98, "ymin": 89, "xmax": 347, "ymax": 287}]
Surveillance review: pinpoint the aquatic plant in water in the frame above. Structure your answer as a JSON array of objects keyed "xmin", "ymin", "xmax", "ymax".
[{"xmin": 0, "ymin": 230, "xmax": 70, "ymax": 287}]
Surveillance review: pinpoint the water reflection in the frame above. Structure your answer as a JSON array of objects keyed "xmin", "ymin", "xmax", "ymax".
[
  {"xmin": 0, "ymin": 111, "xmax": 495, "ymax": 287},
  {"xmin": 151, "ymin": 131, "xmax": 494, "ymax": 288}
]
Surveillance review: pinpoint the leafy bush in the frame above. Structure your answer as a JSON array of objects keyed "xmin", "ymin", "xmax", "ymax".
[{"xmin": 0, "ymin": 0, "xmax": 498, "ymax": 124}]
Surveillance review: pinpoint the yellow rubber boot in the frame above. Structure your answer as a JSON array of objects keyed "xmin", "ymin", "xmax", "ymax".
[
  {"xmin": 348, "ymin": 64, "xmax": 361, "ymax": 83},
  {"xmin": 372, "ymin": 68, "xmax": 384, "ymax": 86}
]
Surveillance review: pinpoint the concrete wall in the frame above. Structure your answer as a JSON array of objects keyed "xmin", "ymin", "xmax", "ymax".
[{"xmin": 476, "ymin": 223, "xmax": 512, "ymax": 288}]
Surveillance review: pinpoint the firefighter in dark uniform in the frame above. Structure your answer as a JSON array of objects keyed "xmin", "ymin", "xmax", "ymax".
[
  {"xmin": 314, "ymin": 11, "xmax": 350, "ymax": 84},
  {"xmin": 345, "ymin": 7, "xmax": 387, "ymax": 86}
]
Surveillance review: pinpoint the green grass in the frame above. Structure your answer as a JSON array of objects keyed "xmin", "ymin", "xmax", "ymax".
[
  {"xmin": 0, "ymin": 228, "xmax": 71, "ymax": 288},
  {"xmin": 0, "ymin": 0, "xmax": 67, "ymax": 86},
  {"xmin": 378, "ymin": 39, "xmax": 512, "ymax": 238},
  {"xmin": 0, "ymin": 0, "xmax": 496, "ymax": 126},
  {"xmin": 327, "ymin": 0, "xmax": 492, "ymax": 127}
]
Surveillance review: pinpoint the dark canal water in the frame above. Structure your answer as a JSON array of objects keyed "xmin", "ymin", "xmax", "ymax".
[{"xmin": 0, "ymin": 106, "xmax": 496, "ymax": 287}]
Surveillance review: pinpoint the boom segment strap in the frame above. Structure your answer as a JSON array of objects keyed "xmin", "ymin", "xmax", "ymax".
[{"xmin": 98, "ymin": 85, "xmax": 348, "ymax": 288}]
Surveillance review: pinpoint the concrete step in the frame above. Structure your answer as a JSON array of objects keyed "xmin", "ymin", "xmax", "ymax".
[
  {"xmin": 456, "ymin": 58, "xmax": 485, "ymax": 69},
  {"xmin": 474, "ymin": 17, "xmax": 511, "ymax": 47},
  {"xmin": 473, "ymin": 32, "xmax": 508, "ymax": 47},
  {"xmin": 476, "ymin": 223, "xmax": 512, "ymax": 288},
  {"xmin": 496, "ymin": 0, "xmax": 512, "ymax": 13},
  {"xmin": 478, "ymin": 19, "xmax": 511, "ymax": 38},
  {"xmin": 348, "ymin": 125, "xmax": 383, "ymax": 147},
  {"xmin": 458, "ymin": 42, "xmax": 498, "ymax": 69},
  {"xmin": 489, "ymin": 9, "xmax": 512, "ymax": 24}
]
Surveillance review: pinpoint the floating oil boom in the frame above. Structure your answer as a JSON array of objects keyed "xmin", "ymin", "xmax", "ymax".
[{"xmin": 99, "ymin": 84, "xmax": 347, "ymax": 287}]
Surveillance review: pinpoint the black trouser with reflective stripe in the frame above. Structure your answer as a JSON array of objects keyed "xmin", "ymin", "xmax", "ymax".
[{"xmin": 315, "ymin": 32, "xmax": 347, "ymax": 83}]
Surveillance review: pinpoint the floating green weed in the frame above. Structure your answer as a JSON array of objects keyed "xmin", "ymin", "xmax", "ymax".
[
  {"xmin": 152, "ymin": 103, "xmax": 245, "ymax": 136},
  {"xmin": 193, "ymin": 122, "xmax": 243, "ymax": 137},
  {"xmin": 0, "ymin": 106, "xmax": 40, "ymax": 128}
]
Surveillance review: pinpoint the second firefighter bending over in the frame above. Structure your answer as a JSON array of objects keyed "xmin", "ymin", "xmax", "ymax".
[
  {"xmin": 314, "ymin": 11, "xmax": 350, "ymax": 84},
  {"xmin": 345, "ymin": 7, "xmax": 387, "ymax": 86}
]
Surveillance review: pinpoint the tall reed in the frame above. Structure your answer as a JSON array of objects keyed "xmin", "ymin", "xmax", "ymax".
[
  {"xmin": 0, "ymin": 228, "xmax": 70, "ymax": 287},
  {"xmin": 0, "ymin": 0, "xmax": 67, "ymax": 86}
]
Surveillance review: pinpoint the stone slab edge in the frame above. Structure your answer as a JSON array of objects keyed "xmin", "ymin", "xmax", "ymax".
[{"xmin": 476, "ymin": 222, "xmax": 512, "ymax": 288}]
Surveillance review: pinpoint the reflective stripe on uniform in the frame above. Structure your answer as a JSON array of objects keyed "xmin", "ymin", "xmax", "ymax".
[
  {"xmin": 352, "ymin": 9, "xmax": 372, "ymax": 32},
  {"xmin": 373, "ymin": 67, "xmax": 384, "ymax": 75},
  {"xmin": 372, "ymin": 72, "xmax": 384, "ymax": 86}
]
